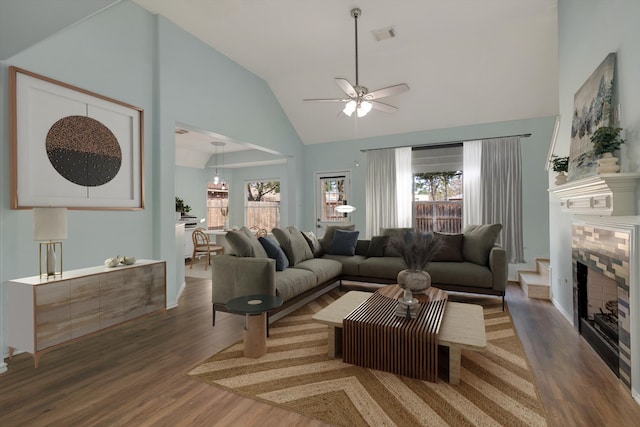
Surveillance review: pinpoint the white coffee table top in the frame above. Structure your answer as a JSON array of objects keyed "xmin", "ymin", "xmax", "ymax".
[{"xmin": 312, "ymin": 291, "xmax": 371, "ymax": 327}]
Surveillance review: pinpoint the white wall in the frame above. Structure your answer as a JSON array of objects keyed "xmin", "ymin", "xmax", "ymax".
[{"xmin": 551, "ymin": 0, "xmax": 640, "ymax": 320}]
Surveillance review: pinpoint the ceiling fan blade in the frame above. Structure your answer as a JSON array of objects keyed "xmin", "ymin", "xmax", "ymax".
[
  {"xmin": 303, "ymin": 98, "xmax": 349, "ymax": 103},
  {"xmin": 335, "ymin": 78, "xmax": 357, "ymax": 97},
  {"xmin": 364, "ymin": 83, "xmax": 410, "ymax": 101},
  {"xmin": 370, "ymin": 100, "xmax": 398, "ymax": 113}
]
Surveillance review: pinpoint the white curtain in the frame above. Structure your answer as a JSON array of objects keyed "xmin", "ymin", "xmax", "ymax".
[
  {"xmin": 395, "ymin": 147, "xmax": 413, "ymax": 228},
  {"xmin": 462, "ymin": 140, "xmax": 482, "ymax": 227},
  {"xmin": 366, "ymin": 148, "xmax": 397, "ymax": 238},
  {"xmin": 463, "ymin": 137, "xmax": 524, "ymax": 263},
  {"xmin": 365, "ymin": 147, "xmax": 413, "ymax": 238}
]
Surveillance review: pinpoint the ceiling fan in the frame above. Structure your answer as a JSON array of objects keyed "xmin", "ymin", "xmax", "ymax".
[{"xmin": 304, "ymin": 8, "xmax": 409, "ymax": 118}]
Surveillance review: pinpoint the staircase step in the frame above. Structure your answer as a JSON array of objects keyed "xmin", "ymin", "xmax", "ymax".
[
  {"xmin": 536, "ymin": 259, "xmax": 550, "ymax": 280},
  {"xmin": 518, "ymin": 271, "xmax": 551, "ymax": 300}
]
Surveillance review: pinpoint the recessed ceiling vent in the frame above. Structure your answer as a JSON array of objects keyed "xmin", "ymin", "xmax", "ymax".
[
  {"xmin": 175, "ymin": 128, "xmax": 189, "ymax": 134},
  {"xmin": 371, "ymin": 26, "xmax": 396, "ymax": 42}
]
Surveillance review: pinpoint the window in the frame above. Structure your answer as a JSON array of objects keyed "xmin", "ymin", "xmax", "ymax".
[
  {"xmin": 245, "ymin": 180, "xmax": 280, "ymax": 231},
  {"xmin": 207, "ymin": 182, "xmax": 229, "ymax": 230},
  {"xmin": 412, "ymin": 145, "xmax": 463, "ymax": 233}
]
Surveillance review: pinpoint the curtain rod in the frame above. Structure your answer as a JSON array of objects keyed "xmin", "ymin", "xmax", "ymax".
[{"xmin": 359, "ymin": 133, "xmax": 532, "ymax": 152}]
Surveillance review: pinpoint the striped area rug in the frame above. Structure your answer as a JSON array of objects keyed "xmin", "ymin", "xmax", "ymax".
[{"xmin": 188, "ymin": 290, "xmax": 548, "ymax": 426}]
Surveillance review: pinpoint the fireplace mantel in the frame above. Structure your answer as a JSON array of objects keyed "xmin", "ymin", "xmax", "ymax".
[{"xmin": 550, "ymin": 173, "xmax": 640, "ymax": 216}]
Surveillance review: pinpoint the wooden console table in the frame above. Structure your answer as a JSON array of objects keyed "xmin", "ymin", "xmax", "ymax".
[{"xmin": 7, "ymin": 260, "xmax": 166, "ymax": 367}]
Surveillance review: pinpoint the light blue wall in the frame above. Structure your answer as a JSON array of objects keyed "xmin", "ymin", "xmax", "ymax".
[
  {"xmin": 175, "ymin": 166, "xmax": 209, "ymax": 223},
  {"xmin": 0, "ymin": 0, "xmax": 305, "ymax": 316},
  {"xmin": 552, "ymin": 0, "xmax": 640, "ymax": 321},
  {"xmin": 1, "ymin": 1, "xmax": 156, "ymax": 281},
  {"xmin": 303, "ymin": 117, "xmax": 554, "ymax": 279}
]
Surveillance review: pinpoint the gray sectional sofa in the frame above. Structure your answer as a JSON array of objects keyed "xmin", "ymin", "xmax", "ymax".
[{"xmin": 211, "ymin": 224, "xmax": 507, "ymax": 324}]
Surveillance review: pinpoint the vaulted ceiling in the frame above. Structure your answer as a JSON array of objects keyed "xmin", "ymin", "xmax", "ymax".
[
  {"xmin": 1, "ymin": 0, "xmax": 558, "ymax": 167},
  {"xmin": 133, "ymin": 0, "xmax": 559, "ymax": 145}
]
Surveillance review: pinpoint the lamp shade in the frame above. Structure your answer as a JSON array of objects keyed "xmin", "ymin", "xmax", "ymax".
[
  {"xmin": 33, "ymin": 207, "xmax": 68, "ymax": 241},
  {"xmin": 335, "ymin": 204, "xmax": 356, "ymax": 214}
]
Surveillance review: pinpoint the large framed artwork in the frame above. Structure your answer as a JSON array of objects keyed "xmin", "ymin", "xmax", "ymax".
[
  {"xmin": 9, "ymin": 67, "xmax": 144, "ymax": 210},
  {"xmin": 568, "ymin": 52, "xmax": 616, "ymax": 181}
]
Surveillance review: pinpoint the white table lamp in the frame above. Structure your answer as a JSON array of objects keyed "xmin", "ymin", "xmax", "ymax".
[{"xmin": 33, "ymin": 207, "xmax": 68, "ymax": 278}]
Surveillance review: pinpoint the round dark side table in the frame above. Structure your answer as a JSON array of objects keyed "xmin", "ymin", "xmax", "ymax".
[{"xmin": 226, "ymin": 294, "xmax": 283, "ymax": 358}]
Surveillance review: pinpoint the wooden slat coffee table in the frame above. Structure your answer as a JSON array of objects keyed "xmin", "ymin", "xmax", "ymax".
[{"xmin": 312, "ymin": 286, "xmax": 487, "ymax": 384}]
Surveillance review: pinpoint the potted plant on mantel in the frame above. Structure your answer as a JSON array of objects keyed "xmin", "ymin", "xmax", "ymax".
[
  {"xmin": 549, "ymin": 155, "xmax": 569, "ymax": 185},
  {"xmin": 590, "ymin": 126, "xmax": 625, "ymax": 174}
]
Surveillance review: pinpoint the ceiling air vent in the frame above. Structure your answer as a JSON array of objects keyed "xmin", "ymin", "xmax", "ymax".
[
  {"xmin": 371, "ymin": 26, "xmax": 396, "ymax": 42},
  {"xmin": 175, "ymin": 128, "xmax": 189, "ymax": 134}
]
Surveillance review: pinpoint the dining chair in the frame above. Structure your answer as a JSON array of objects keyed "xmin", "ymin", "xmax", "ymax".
[{"xmin": 190, "ymin": 228, "xmax": 224, "ymax": 270}]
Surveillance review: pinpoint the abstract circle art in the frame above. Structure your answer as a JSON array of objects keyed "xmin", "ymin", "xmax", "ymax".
[{"xmin": 46, "ymin": 116, "xmax": 122, "ymax": 187}]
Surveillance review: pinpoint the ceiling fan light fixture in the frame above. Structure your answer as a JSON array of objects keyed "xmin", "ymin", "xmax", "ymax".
[
  {"xmin": 357, "ymin": 101, "xmax": 372, "ymax": 117},
  {"xmin": 343, "ymin": 100, "xmax": 357, "ymax": 116}
]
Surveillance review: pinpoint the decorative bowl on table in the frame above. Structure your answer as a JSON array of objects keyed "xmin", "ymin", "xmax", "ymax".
[
  {"xmin": 104, "ymin": 256, "xmax": 120, "ymax": 268},
  {"xmin": 120, "ymin": 256, "xmax": 136, "ymax": 265}
]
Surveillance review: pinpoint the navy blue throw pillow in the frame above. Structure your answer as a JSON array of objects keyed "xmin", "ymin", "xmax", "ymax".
[
  {"xmin": 259, "ymin": 236, "xmax": 289, "ymax": 271},
  {"xmin": 329, "ymin": 229, "xmax": 360, "ymax": 256}
]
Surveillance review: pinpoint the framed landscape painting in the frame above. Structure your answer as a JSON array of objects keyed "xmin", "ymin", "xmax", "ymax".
[
  {"xmin": 568, "ymin": 53, "xmax": 615, "ymax": 180},
  {"xmin": 9, "ymin": 67, "xmax": 144, "ymax": 210}
]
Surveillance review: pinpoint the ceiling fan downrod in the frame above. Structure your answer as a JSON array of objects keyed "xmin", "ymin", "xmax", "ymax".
[{"xmin": 351, "ymin": 8, "xmax": 361, "ymax": 87}]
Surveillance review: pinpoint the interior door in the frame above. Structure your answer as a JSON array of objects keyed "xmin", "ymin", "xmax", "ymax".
[{"xmin": 315, "ymin": 171, "xmax": 351, "ymax": 238}]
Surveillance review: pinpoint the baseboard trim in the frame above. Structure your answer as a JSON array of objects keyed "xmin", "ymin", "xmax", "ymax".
[
  {"xmin": 552, "ymin": 297, "xmax": 573, "ymax": 326},
  {"xmin": 167, "ymin": 280, "xmax": 186, "ymax": 310}
]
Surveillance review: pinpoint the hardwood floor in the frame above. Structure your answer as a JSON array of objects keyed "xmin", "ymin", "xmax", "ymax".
[{"xmin": 1, "ymin": 278, "xmax": 639, "ymax": 426}]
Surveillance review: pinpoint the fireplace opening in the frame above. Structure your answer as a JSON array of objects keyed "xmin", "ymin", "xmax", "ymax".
[{"xmin": 576, "ymin": 261, "xmax": 620, "ymax": 375}]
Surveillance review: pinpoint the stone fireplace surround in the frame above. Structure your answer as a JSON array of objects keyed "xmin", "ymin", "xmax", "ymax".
[
  {"xmin": 572, "ymin": 222, "xmax": 634, "ymax": 389},
  {"xmin": 552, "ymin": 173, "xmax": 640, "ymax": 401}
]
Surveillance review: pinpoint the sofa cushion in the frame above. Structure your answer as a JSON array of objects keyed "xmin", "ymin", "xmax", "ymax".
[
  {"xmin": 272, "ymin": 226, "xmax": 314, "ymax": 266},
  {"xmin": 329, "ymin": 229, "xmax": 359, "ymax": 256},
  {"xmin": 225, "ymin": 230, "xmax": 255, "ymax": 257},
  {"xmin": 463, "ymin": 224, "xmax": 502, "ymax": 266},
  {"xmin": 380, "ymin": 227, "xmax": 413, "ymax": 257},
  {"xmin": 275, "ymin": 268, "xmax": 318, "ymax": 302},
  {"xmin": 302, "ymin": 231, "xmax": 323, "ymax": 257},
  {"xmin": 294, "ymin": 258, "xmax": 343, "ymax": 285},
  {"xmin": 358, "ymin": 257, "xmax": 406, "ymax": 280},
  {"xmin": 321, "ymin": 224, "xmax": 356, "ymax": 253},
  {"xmin": 322, "ymin": 254, "xmax": 366, "ymax": 276},
  {"xmin": 240, "ymin": 227, "xmax": 269, "ymax": 258},
  {"xmin": 425, "ymin": 262, "xmax": 494, "ymax": 289},
  {"xmin": 258, "ymin": 236, "xmax": 289, "ymax": 271},
  {"xmin": 431, "ymin": 232, "xmax": 464, "ymax": 262},
  {"xmin": 366, "ymin": 235, "xmax": 389, "ymax": 257}
]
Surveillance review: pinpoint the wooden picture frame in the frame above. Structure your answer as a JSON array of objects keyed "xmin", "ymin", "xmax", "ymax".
[{"xmin": 9, "ymin": 66, "xmax": 144, "ymax": 210}]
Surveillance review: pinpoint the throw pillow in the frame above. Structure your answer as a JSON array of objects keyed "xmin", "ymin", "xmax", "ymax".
[
  {"xmin": 329, "ymin": 229, "xmax": 360, "ymax": 256},
  {"xmin": 366, "ymin": 235, "xmax": 389, "ymax": 257},
  {"xmin": 380, "ymin": 227, "xmax": 413, "ymax": 257},
  {"xmin": 462, "ymin": 224, "xmax": 503, "ymax": 265},
  {"xmin": 431, "ymin": 232, "xmax": 464, "ymax": 262},
  {"xmin": 225, "ymin": 229, "xmax": 254, "ymax": 257},
  {"xmin": 272, "ymin": 226, "xmax": 314, "ymax": 266},
  {"xmin": 320, "ymin": 224, "xmax": 356, "ymax": 253},
  {"xmin": 240, "ymin": 227, "xmax": 269, "ymax": 258},
  {"xmin": 302, "ymin": 231, "xmax": 323, "ymax": 257},
  {"xmin": 258, "ymin": 236, "xmax": 289, "ymax": 271}
]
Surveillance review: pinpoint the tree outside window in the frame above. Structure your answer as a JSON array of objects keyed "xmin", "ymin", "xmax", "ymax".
[
  {"xmin": 414, "ymin": 171, "xmax": 463, "ymax": 233},
  {"xmin": 246, "ymin": 180, "xmax": 280, "ymax": 231}
]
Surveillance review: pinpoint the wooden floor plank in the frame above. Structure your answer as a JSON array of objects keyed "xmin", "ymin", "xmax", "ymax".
[{"xmin": 1, "ymin": 277, "xmax": 639, "ymax": 426}]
